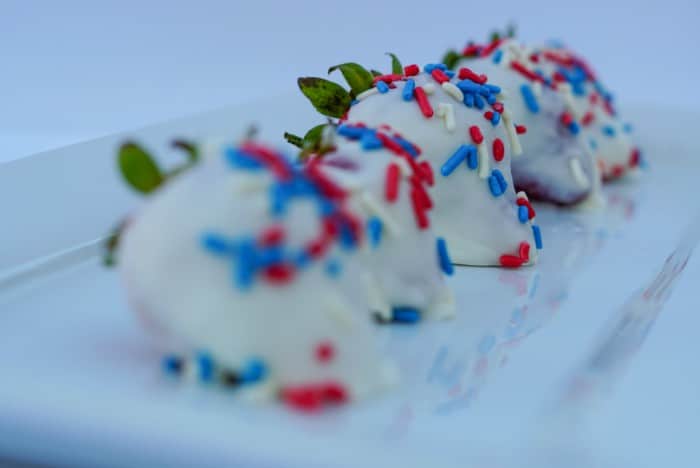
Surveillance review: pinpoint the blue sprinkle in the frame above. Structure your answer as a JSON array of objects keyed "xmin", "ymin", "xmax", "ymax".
[
  {"xmin": 520, "ymin": 84, "xmax": 539, "ymax": 113},
  {"xmin": 361, "ymin": 130, "xmax": 383, "ymax": 150},
  {"xmin": 338, "ymin": 222, "xmax": 357, "ymax": 250},
  {"xmin": 402, "ymin": 79, "xmax": 416, "ymax": 101},
  {"xmin": 225, "ymin": 148, "xmax": 264, "ymax": 170},
  {"xmin": 463, "ymin": 92, "xmax": 475, "ymax": 108},
  {"xmin": 491, "ymin": 111, "xmax": 501, "ymax": 126},
  {"xmin": 240, "ymin": 357, "xmax": 267, "ymax": 383},
  {"xmin": 492, "ymin": 169, "xmax": 508, "ymax": 193},
  {"xmin": 492, "ymin": 49, "xmax": 503, "ymax": 64},
  {"xmin": 488, "ymin": 175, "xmax": 502, "ymax": 197},
  {"xmin": 162, "ymin": 355, "xmax": 183, "ymax": 375},
  {"xmin": 602, "ymin": 125, "xmax": 616, "ymax": 137},
  {"xmin": 518, "ymin": 205, "xmax": 529, "ymax": 223},
  {"xmin": 196, "ymin": 351, "xmax": 215, "ymax": 383},
  {"xmin": 337, "ymin": 124, "xmax": 365, "ymax": 139},
  {"xmin": 436, "ymin": 237, "xmax": 454, "ymax": 276},
  {"xmin": 568, "ymin": 121, "xmax": 580, "ymax": 135},
  {"xmin": 436, "ymin": 63, "xmax": 448, "ymax": 71},
  {"xmin": 235, "ymin": 243, "xmax": 256, "ymax": 290},
  {"xmin": 376, "ymin": 80, "xmax": 389, "ymax": 94},
  {"xmin": 294, "ymin": 251, "xmax": 311, "ymax": 268},
  {"xmin": 572, "ymin": 82, "xmax": 586, "ymax": 97},
  {"xmin": 473, "ymin": 93, "xmax": 485, "ymax": 109},
  {"xmin": 477, "ymin": 335, "xmax": 496, "ymax": 354},
  {"xmin": 466, "ymin": 145, "xmax": 478, "ymax": 170},
  {"xmin": 392, "ymin": 307, "xmax": 421, "ymax": 323},
  {"xmin": 444, "ymin": 70, "xmax": 455, "ymax": 79},
  {"xmin": 424, "ymin": 63, "xmax": 438, "ymax": 73},
  {"xmin": 393, "ymin": 135, "xmax": 418, "ymax": 157},
  {"xmin": 589, "ymin": 138, "xmax": 598, "ymax": 150},
  {"xmin": 325, "ymin": 258, "xmax": 342, "ymax": 278},
  {"xmin": 441, "ymin": 145, "xmax": 469, "ymax": 176},
  {"xmin": 486, "ymin": 93, "xmax": 497, "ymax": 105},
  {"xmin": 350, "ymin": 99, "xmax": 359, "ymax": 106},
  {"xmin": 623, "ymin": 123, "xmax": 633, "ymax": 134},
  {"xmin": 367, "ymin": 216, "xmax": 383, "ymax": 248},
  {"xmin": 201, "ymin": 234, "xmax": 231, "ymax": 255},
  {"xmin": 532, "ymin": 225, "xmax": 543, "ymax": 249},
  {"xmin": 456, "ymin": 80, "xmax": 482, "ymax": 94}
]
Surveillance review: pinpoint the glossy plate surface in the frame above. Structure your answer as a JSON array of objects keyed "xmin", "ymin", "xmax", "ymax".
[{"xmin": 0, "ymin": 100, "xmax": 698, "ymax": 467}]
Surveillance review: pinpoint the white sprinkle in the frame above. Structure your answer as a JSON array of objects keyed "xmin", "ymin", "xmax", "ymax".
[
  {"xmin": 441, "ymin": 82, "xmax": 464, "ymax": 102},
  {"xmin": 359, "ymin": 191, "xmax": 401, "ymax": 237},
  {"xmin": 423, "ymin": 83, "xmax": 436, "ymax": 95},
  {"xmin": 234, "ymin": 173, "xmax": 271, "ymax": 193},
  {"xmin": 324, "ymin": 292, "xmax": 355, "ymax": 329},
  {"xmin": 532, "ymin": 81, "xmax": 543, "ymax": 98},
  {"xmin": 496, "ymin": 90, "xmax": 509, "ymax": 100},
  {"xmin": 569, "ymin": 158, "xmax": 591, "ymax": 189},
  {"xmin": 516, "ymin": 190, "xmax": 529, "ymax": 201},
  {"xmin": 501, "ymin": 110, "xmax": 523, "ymax": 156},
  {"xmin": 477, "ymin": 142, "xmax": 489, "ymax": 179},
  {"xmin": 356, "ymin": 87, "xmax": 379, "ymax": 101},
  {"xmin": 393, "ymin": 157, "xmax": 412, "ymax": 178},
  {"xmin": 437, "ymin": 103, "xmax": 456, "ymax": 132},
  {"xmin": 557, "ymin": 82, "xmax": 580, "ymax": 119}
]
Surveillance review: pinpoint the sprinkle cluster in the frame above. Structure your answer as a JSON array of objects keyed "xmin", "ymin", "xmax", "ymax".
[
  {"xmin": 336, "ymin": 123, "xmax": 435, "ymax": 231},
  {"xmin": 469, "ymin": 39, "xmax": 640, "ymax": 179},
  {"xmin": 202, "ymin": 142, "xmax": 362, "ymax": 290}
]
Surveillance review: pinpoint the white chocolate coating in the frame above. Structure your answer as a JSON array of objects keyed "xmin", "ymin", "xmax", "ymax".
[
  {"xmin": 118, "ymin": 145, "xmax": 394, "ymax": 402},
  {"xmin": 346, "ymin": 70, "xmax": 540, "ymax": 267}
]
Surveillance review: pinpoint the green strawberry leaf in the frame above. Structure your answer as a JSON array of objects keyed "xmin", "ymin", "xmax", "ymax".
[
  {"xmin": 171, "ymin": 139, "xmax": 199, "ymax": 163},
  {"xmin": 442, "ymin": 49, "xmax": 461, "ymax": 70},
  {"xmin": 386, "ymin": 52, "xmax": 403, "ymax": 75},
  {"xmin": 303, "ymin": 124, "xmax": 327, "ymax": 148},
  {"xmin": 370, "ymin": 69, "xmax": 382, "ymax": 77},
  {"xmin": 103, "ymin": 218, "xmax": 129, "ymax": 267},
  {"xmin": 298, "ymin": 77, "xmax": 352, "ymax": 118},
  {"xmin": 327, "ymin": 63, "xmax": 373, "ymax": 97},
  {"xmin": 118, "ymin": 142, "xmax": 164, "ymax": 194},
  {"xmin": 284, "ymin": 132, "xmax": 304, "ymax": 149}
]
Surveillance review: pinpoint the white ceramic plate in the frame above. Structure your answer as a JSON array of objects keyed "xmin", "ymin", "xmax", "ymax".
[{"xmin": 1, "ymin": 99, "xmax": 698, "ymax": 468}]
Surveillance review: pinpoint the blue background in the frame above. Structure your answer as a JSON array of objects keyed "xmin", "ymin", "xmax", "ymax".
[{"xmin": 2, "ymin": 0, "xmax": 697, "ymax": 162}]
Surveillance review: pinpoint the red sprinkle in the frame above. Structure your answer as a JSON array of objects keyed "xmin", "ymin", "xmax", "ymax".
[
  {"xmin": 411, "ymin": 176, "xmax": 433, "ymax": 210},
  {"xmin": 281, "ymin": 387, "xmax": 322, "ymax": 412},
  {"xmin": 516, "ymin": 198, "xmax": 536, "ymax": 219},
  {"xmin": 509, "ymin": 61, "xmax": 545, "ymax": 84},
  {"xmin": 263, "ymin": 264, "xmax": 295, "ymax": 284},
  {"xmin": 519, "ymin": 242, "xmax": 530, "ymax": 262},
  {"xmin": 259, "ymin": 225, "xmax": 285, "ymax": 246},
  {"xmin": 376, "ymin": 132, "xmax": 409, "ymax": 157},
  {"xmin": 418, "ymin": 161, "xmax": 434, "ymax": 186},
  {"xmin": 552, "ymin": 71, "xmax": 567, "ymax": 83},
  {"xmin": 611, "ymin": 165, "xmax": 625, "ymax": 178},
  {"xmin": 479, "ymin": 38, "xmax": 503, "ymax": 58},
  {"xmin": 403, "ymin": 64, "xmax": 420, "ymax": 76},
  {"xmin": 515, "ymin": 125, "xmax": 527, "ymax": 135},
  {"xmin": 462, "ymin": 44, "xmax": 481, "ymax": 57},
  {"xmin": 372, "ymin": 73, "xmax": 403, "ymax": 84},
  {"xmin": 484, "ymin": 111, "xmax": 494, "ymax": 121},
  {"xmin": 385, "ymin": 163, "xmax": 400, "ymax": 202},
  {"xmin": 410, "ymin": 188, "xmax": 430, "ymax": 230},
  {"xmin": 629, "ymin": 148, "xmax": 640, "ymax": 167},
  {"xmin": 431, "ymin": 68, "xmax": 450, "ymax": 84},
  {"xmin": 493, "ymin": 138, "xmax": 505, "ymax": 162},
  {"xmin": 529, "ymin": 53, "xmax": 540, "ymax": 63},
  {"xmin": 320, "ymin": 381, "xmax": 348, "ymax": 404},
  {"xmin": 560, "ymin": 112, "xmax": 574, "ymax": 126},
  {"xmin": 543, "ymin": 51, "xmax": 575, "ymax": 67},
  {"xmin": 314, "ymin": 341, "xmax": 335, "ymax": 363},
  {"xmin": 413, "ymin": 86, "xmax": 434, "ymax": 118},
  {"xmin": 240, "ymin": 142, "xmax": 293, "ymax": 181},
  {"xmin": 499, "ymin": 255, "xmax": 524, "ymax": 268},
  {"xmin": 581, "ymin": 111, "xmax": 595, "ymax": 126},
  {"xmin": 469, "ymin": 125, "xmax": 484, "ymax": 144},
  {"xmin": 458, "ymin": 67, "xmax": 487, "ymax": 84},
  {"xmin": 492, "ymin": 102, "xmax": 504, "ymax": 113}
]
